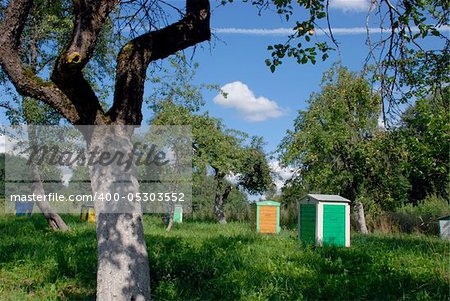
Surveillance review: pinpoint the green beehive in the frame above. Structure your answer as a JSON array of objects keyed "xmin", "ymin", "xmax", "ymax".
[
  {"xmin": 298, "ymin": 194, "xmax": 350, "ymax": 247},
  {"xmin": 173, "ymin": 205, "xmax": 183, "ymax": 223}
]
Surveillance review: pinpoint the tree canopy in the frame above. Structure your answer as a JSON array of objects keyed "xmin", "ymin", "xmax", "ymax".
[
  {"xmin": 248, "ymin": 0, "xmax": 449, "ymax": 109},
  {"xmin": 152, "ymin": 101, "xmax": 273, "ymax": 222},
  {"xmin": 399, "ymin": 88, "xmax": 449, "ymax": 202},
  {"xmin": 279, "ymin": 66, "xmax": 408, "ymax": 209},
  {"xmin": 0, "ymin": 0, "xmax": 211, "ymax": 126},
  {"xmin": 279, "ymin": 66, "xmax": 448, "ymax": 213},
  {"xmin": 0, "ymin": 0, "xmax": 447, "ymax": 126}
]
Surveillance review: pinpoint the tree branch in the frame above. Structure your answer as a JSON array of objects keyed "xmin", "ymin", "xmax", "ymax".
[
  {"xmin": 0, "ymin": 0, "xmax": 80, "ymax": 124},
  {"xmin": 51, "ymin": 0, "xmax": 118, "ymax": 125},
  {"xmin": 0, "ymin": 102, "xmax": 20, "ymax": 116},
  {"xmin": 108, "ymin": 0, "xmax": 211, "ymax": 125}
]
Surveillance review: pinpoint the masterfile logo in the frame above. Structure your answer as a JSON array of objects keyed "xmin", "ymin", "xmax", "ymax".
[{"xmin": 2, "ymin": 125, "xmax": 192, "ymax": 214}]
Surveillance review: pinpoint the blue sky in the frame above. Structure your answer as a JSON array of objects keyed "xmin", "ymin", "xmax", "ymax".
[
  {"xmin": 139, "ymin": 0, "xmax": 393, "ymax": 189},
  {"xmin": 169, "ymin": 0, "xmax": 381, "ymax": 156},
  {"xmin": 158, "ymin": 0, "xmax": 447, "ymax": 189},
  {"xmin": 1, "ymin": 0, "xmax": 447, "ymax": 189}
]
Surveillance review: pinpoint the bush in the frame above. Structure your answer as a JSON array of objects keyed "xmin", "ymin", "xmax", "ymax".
[
  {"xmin": 388, "ymin": 195, "xmax": 450, "ymax": 234},
  {"xmin": 188, "ymin": 201, "xmax": 252, "ymax": 223},
  {"xmin": 280, "ymin": 202, "xmax": 297, "ymax": 228}
]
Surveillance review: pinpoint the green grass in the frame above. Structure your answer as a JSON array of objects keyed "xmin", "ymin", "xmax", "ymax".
[{"xmin": 0, "ymin": 214, "xmax": 448, "ymax": 300}]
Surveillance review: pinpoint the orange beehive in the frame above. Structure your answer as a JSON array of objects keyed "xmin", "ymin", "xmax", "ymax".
[{"xmin": 253, "ymin": 201, "xmax": 280, "ymax": 234}]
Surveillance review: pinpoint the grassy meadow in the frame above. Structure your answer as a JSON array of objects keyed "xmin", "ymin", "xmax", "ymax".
[{"xmin": 0, "ymin": 214, "xmax": 448, "ymax": 301}]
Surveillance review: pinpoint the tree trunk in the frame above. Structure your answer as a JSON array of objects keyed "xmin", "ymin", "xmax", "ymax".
[
  {"xmin": 354, "ymin": 201, "xmax": 369, "ymax": 234},
  {"xmin": 348, "ymin": 183, "xmax": 368, "ymax": 234},
  {"xmin": 166, "ymin": 164, "xmax": 180, "ymax": 231},
  {"xmin": 214, "ymin": 192, "xmax": 227, "ymax": 224},
  {"xmin": 94, "ymin": 212, "xmax": 150, "ymax": 300},
  {"xmin": 166, "ymin": 202, "xmax": 174, "ymax": 231},
  {"xmin": 31, "ymin": 163, "xmax": 69, "ymax": 231},
  {"xmin": 214, "ymin": 174, "xmax": 232, "ymax": 225},
  {"xmin": 89, "ymin": 126, "xmax": 151, "ymax": 301},
  {"xmin": 28, "ymin": 124, "xmax": 69, "ymax": 231}
]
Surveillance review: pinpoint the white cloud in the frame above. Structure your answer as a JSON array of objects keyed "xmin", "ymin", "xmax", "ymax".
[
  {"xmin": 329, "ymin": 0, "xmax": 370, "ymax": 12},
  {"xmin": 214, "ymin": 25, "xmax": 449, "ymax": 36},
  {"xmin": 269, "ymin": 160, "xmax": 296, "ymax": 192},
  {"xmin": 213, "ymin": 81, "xmax": 286, "ymax": 122},
  {"xmin": 214, "ymin": 27, "xmax": 368, "ymax": 36},
  {"xmin": 0, "ymin": 135, "xmax": 5, "ymax": 153},
  {"xmin": 377, "ymin": 114, "xmax": 387, "ymax": 131},
  {"xmin": 61, "ymin": 166, "xmax": 73, "ymax": 186},
  {"xmin": 225, "ymin": 172, "xmax": 240, "ymax": 185},
  {"xmin": 214, "ymin": 27, "xmax": 294, "ymax": 35}
]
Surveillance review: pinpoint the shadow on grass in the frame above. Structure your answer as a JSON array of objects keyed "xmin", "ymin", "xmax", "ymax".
[
  {"xmin": 353, "ymin": 232, "xmax": 448, "ymax": 254},
  {"xmin": 0, "ymin": 214, "xmax": 97, "ymax": 301},
  {"xmin": 1, "ymin": 215, "xmax": 448, "ymax": 301},
  {"xmin": 145, "ymin": 231, "xmax": 449, "ymax": 301}
]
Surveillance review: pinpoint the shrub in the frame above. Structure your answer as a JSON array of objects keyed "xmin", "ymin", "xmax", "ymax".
[
  {"xmin": 280, "ymin": 201, "xmax": 297, "ymax": 228},
  {"xmin": 390, "ymin": 195, "xmax": 450, "ymax": 234}
]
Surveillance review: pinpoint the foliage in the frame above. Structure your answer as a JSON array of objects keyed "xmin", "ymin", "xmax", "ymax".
[
  {"xmin": 399, "ymin": 89, "xmax": 450, "ymax": 202},
  {"xmin": 1, "ymin": 0, "xmax": 445, "ymax": 123},
  {"xmin": 279, "ymin": 65, "xmax": 450, "ymax": 213},
  {"xmin": 0, "ymin": 214, "xmax": 448, "ymax": 300},
  {"xmin": 152, "ymin": 102, "xmax": 273, "ymax": 223},
  {"xmin": 279, "ymin": 65, "xmax": 448, "ymax": 217},
  {"xmin": 148, "ymin": 53, "xmax": 219, "ymax": 114},
  {"xmin": 0, "ymin": 0, "xmax": 115, "ymax": 121},
  {"xmin": 277, "ymin": 175, "xmax": 304, "ymax": 204},
  {"xmin": 146, "ymin": 50, "xmax": 272, "ymax": 222},
  {"xmin": 222, "ymin": 0, "xmax": 449, "ymax": 107},
  {"xmin": 0, "ymin": 153, "xmax": 64, "ymax": 197},
  {"xmin": 279, "ymin": 66, "xmax": 410, "ymax": 209},
  {"xmin": 354, "ymin": 130, "xmax": 411, "ymax": 211},
  {"xmin": 238, "ymin": 137, "xmax": 274, "ymax": 195},
  {"xmin": 21, "ymin": 98, "xmax": 61, "ymax": 125},
  {"xmin": 152, "ymin": 101, "xmax": 273, "ymax": 199},
  {"xmin": 390, "ymin": 194, "xmax": 450, "ymax": 234},
  {"xmin": 192, "ymin": 172, "xmax": 251, "ymax": 221},
  {"xmin": 147, "ymin": 53, "xmax": 274, "ymax": 212}
]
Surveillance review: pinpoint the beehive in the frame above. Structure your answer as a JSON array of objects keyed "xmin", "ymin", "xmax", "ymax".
[
  {"xmin": 253, "ymin": 200, "xmax": 280, "ymax": 234},
  {"xmin": 173, "ymin": 205, "xmax": 183, "ymax": 223},
  {"xmin": 298, "ymin": 194, "xmax": 350, "ymax": 247},
  {"xmin": 438, "ymin": 216, "xmax": 450, "ymax": 240},
  {"xmin": 80, "ymin": 205, "xmax": 95, "ymax": 223},
  {"xmin": 15, "ymin": 201, "xmax": 33, "ymax": 217}
]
